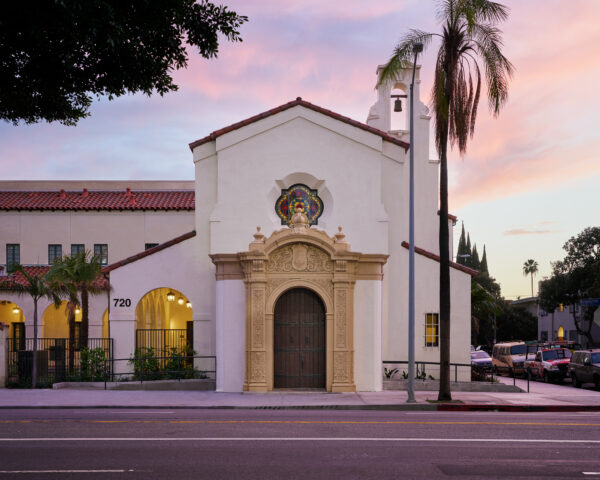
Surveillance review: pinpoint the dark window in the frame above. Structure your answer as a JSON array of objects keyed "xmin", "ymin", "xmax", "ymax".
[
  {"xmin": 540, "ymin": 331, "xmax": 548, "ymax": 342},
  {"xmin": 425, "ymin": 313, "xmax": 439, "ymax": 347},
  {"xmin": 71, "ymin": 244, "xmax": 85, "ymax": 256},
  {"xmin": 48, "ymin": 244, "xmax": 62, "ymax": 264},
  {"xmin": 94, "ymin": 244, "xmax": 108, "ymax": 265},
  {"xmin": 6, "ymin": 244, "xmax": 20, "ymax": 271},
  {"xmin": 145, "ymin": 243, "xmax": 159, "ymax": 250},
  {"xmin": 12, "ymin": 322, "xmax": 25, "ymax": 351}
]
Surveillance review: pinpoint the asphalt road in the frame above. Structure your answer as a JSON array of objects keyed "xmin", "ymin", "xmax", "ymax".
[{"xmin": 1, "ymin": 409, "xmax": 600, "ymax": 479}]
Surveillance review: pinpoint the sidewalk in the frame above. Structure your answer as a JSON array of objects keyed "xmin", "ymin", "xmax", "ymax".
[{"xmin": 1, "ymin": 377, "xmax": 600, "ymax": 411}]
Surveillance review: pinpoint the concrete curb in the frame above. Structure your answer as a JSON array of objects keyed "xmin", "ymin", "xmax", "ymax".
[{"xmin": 2, "ymin": 403, "xmax": 600, "ymax": 412}]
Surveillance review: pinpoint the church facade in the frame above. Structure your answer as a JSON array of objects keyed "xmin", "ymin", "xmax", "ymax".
[{"xmin": 0, "ymin": 66, "xmax": 474, "ymax": 390}]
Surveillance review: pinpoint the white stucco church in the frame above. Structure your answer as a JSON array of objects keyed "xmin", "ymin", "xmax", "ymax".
[{"xmin": 0, "ymin": 65, "xmax": 474, "ymax": 391}]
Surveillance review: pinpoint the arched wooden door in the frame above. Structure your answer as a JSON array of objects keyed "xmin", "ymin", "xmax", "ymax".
[{"xmin": 274, "ymin": 288, "xmax": 325, "ymax": 388}]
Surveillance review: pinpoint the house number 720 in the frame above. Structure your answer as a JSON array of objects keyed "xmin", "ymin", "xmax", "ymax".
[{"xmin": 113, "ymin": 298, "xmax": 131, "ymax": 307}]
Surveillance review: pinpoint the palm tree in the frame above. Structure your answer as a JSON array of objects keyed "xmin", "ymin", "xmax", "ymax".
[
  {"xmin": 47, "ymin": 251, "xmax": 103, "ymax": 348},
  {"xmin": 0, "ymin": 266, "xmax": 60, "ymax": 387},
  {"xmin": 379, "ymin": 0, "xmax": 513, "ymax": 400},
  {"xmin": 522, "ymin": 259, "xmax": 539, "ymax": 297}
]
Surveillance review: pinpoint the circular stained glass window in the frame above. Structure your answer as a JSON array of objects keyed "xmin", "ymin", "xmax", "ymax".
[{"xmin": 275, "ymin": 184, "xmax": 323, "ymax": 226}]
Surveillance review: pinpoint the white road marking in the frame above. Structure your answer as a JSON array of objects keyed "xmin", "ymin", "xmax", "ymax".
[
  {"xmin": 0, "ymin": 470, "xmax": 133, "ymax": 474},
  {"xmin": 0, "ymin": 437, "xmax": 599, "ymax": 443}
]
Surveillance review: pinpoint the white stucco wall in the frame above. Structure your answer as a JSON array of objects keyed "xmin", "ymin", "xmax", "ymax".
[
  {"xmin": 0, "ymin": 210, "xmax": 194, "ymax": 266},
  {"xmin": 354, "ymin": 280, "xmax": 383, "ymax": 391},
  {"xmin": 215, "ymin": 279, "xmax": 246, "ymax": 392},
  {"xmin": 108, "ymin": 235, "xmax": 212, "ymax": 372}
]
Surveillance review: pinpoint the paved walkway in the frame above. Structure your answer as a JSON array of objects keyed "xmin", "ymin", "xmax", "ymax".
[{"xmin": 1, "ymin": 377, "xmax": 599, "ymax": 411}]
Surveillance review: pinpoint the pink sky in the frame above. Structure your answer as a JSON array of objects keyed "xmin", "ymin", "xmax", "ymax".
[{"xmin": 1, "ymin": 0, "xmax": 598, "ymax": 298}]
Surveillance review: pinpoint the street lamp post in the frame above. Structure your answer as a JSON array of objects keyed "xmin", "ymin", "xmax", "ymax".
[{"xmin": 407, "ymin": 42, "xmax": 423, "ymax": 403}]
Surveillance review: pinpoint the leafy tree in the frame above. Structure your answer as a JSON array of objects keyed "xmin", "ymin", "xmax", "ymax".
[
  {"xmin": 47, "ymin": 251, "xmax": 104, "ymax": 348},
  {"xmin": 378, "ymin": 0, "xmax": 513, "ymax": 400},
  {"xmin": 539, "ymin": 227, "xmax": 600, "ymax": 346},
  {"xmin": 522, "ymin": 259, "xmax": 538, "ymax": 297},
  {"xmin": 495, "ymin": 301, "xmax": 537, "ymax": 342},
  {"xmin": 0, "ymin": 1, "xmax": 247, "ymax": 125},
  {"xmin": 0, "ymin": 266, "xmax": 61, "ymax": 387}
]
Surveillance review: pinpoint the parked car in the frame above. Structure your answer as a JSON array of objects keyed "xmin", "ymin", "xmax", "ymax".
[
  {"xmin": 492, "ymin": 341, "xmax": 527, "ymax": 376},
  {"xmin": 568, "ymin": 349, "xmax": 600, "ymax": 388},
  {"xmin": 471, "ymin": 350, "xmax": 492, "ymax": 370},
  {"xmin": 525, "ymin": 347, "xmax": 571, "ymax": 382}
]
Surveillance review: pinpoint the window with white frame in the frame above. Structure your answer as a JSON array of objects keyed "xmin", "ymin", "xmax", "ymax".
[{"xmin": 425, "ymin": 313, "xmax": 439, "ymax": 347}]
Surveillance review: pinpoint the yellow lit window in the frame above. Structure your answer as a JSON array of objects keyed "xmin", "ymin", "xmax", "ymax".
[{"xmin": 425, "ymin": 313, "xmax": 439, "ymax": 347}]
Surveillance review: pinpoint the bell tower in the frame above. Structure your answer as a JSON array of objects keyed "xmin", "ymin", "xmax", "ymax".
[{"xmin": 366, "ymin": 65, "xmax": 424, "ymax": 139}]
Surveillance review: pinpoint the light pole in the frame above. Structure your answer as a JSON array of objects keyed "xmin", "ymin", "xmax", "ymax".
[{"xmin": 407, "ymin": 42, "xmax": 423, "ymax": 403}]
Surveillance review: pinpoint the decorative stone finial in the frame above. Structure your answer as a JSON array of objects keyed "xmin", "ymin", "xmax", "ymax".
[
  {"xmin": 252, "ymin": 226, "xmax": 265, "ymax": 243},
  {"xmin": 290, "ymin": 206, "xmax": 309, "ymax": 232},
  {"xmin": 334, "ymin": 225, "xmax": 347, "ymax": 243}
]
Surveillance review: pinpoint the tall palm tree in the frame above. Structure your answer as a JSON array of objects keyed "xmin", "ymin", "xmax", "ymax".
[
  {"xmin": 522, "ymin": 259, "xmax": 539, "ymax": 297},
  {"xmin": 379, "ymin": 0, "xmax": 513, "ymax": 400},
  {"xmin": 47, "ymin": 251, "xmax": 103, "ymax": 348},
  {"xmin": 0, "ymin": 266, "xmax": 61, "ymax": 387}
]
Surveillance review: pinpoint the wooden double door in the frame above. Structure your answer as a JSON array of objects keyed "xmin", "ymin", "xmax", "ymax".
[{"xmin": 274, "ymin": 288, "xmax": 325, "ymax": 389}]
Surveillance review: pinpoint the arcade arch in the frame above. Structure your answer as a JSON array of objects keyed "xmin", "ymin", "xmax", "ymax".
[{"xmin": 135, "ymin": 287, "xmax": 193, "ymax": 353}]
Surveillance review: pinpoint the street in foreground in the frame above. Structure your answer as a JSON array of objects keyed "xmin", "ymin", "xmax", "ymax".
[{"xmin": 1, "ymin": 409, "xmax": 600, "ymax": 479}]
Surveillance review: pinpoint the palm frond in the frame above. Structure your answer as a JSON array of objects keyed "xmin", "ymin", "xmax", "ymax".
[{"xmin": 377, "ymin": 30, "xmax": 435, "ymax": 87}]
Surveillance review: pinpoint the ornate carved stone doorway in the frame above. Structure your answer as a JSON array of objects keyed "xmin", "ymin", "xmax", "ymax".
[{"xmin": 211, "ymin": 208, "xmax": 387, "ymax": 392}]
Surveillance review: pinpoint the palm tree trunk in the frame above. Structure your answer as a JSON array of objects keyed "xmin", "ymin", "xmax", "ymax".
[
  {"xmin": 68, "ymin": 303, "xmax": 75, "ymax": 373},
  {"xmin": 438, "ymin": 123, "xmax": 452, "ymax": 402},
  {"xmin": 32, "ymin": 299, "xmax": 38, "ymax": 388},
  {"xmin": 530, "ymin": 274, "xmax": 534, "ymax": 297},
  {"xmin": 81, "ymin": 286, "xmax": 89, "ymax": 348}
]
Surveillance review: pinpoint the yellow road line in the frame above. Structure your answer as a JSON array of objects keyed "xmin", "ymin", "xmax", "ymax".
[{"xmin": 1, "ymin": 419, "xmax": 599, "ymax": 427}]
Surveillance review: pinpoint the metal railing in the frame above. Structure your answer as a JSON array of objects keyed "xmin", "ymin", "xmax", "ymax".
[
  {"xmin": 383, "ymin": 360, "xmax": 496, "ymax": 384},
  {"xmin": 102, "ymin": 354, "xmax": 216, "ymax": 390},
  {"xmin": 7, "ymin": 337, "xmax": 113, "ymax": 387}
]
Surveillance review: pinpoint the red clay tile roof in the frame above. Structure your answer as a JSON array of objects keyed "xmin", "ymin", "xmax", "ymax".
[
  {"xmin": 0, "ymin": 266, "xmax": 108, "ymax": 288},
  {"xmin": 189, "ymin": 97, "xmax": 410, "ymax": 151},
  {"xmin": 437, "ymin": 210, "xmax": 458, "ymax": 222},
  {"xmin": 104, "ymin": 230, "xmax": 196, "ymax": 273},
  {"xmin": 0, "ymin": 189, "xmax": 194, "ymax": 212},
  {"xmin": 401, "ymin": 241, "xmax": 478, "ymax": 276}
]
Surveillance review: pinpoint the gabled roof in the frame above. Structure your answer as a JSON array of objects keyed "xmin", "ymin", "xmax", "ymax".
[
  {"xmin": 0, "ymin": 189, "xmax": 194, "ymax": 212},
  {"xmin": 189, "ymin": 97, "xmax": 410, "ymax": 151},
  {"xmin": 104, "ymin": 230, "xmax": 196, "ymax": 273},
  {"xmin": 401, "ymin": 241, "xmax": 478, "ymax": 276}
]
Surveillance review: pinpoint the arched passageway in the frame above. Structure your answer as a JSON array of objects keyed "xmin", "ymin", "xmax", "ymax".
[
  {"xmin": 0, "ymin": 300, "xmax": 26, "ymax": 348},
  {"xmin": 135, "ymin": 288, "xmax": 193, "ymax": 355}
]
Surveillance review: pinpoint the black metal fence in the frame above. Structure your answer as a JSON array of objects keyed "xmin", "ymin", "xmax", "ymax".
[
  {"xmin": 7, "ymin": 337, "xmax": 113, "ymax": 387},
  {"xmin": 109, "ymin": 354, "xmax": 216, "ymax": 385},
  {"xmin": 135, "ymin": 328, "xmax": 192, "ymax": 368},
  {"xmin": 383, "ymin": 360, "xmax": 494, "ymax": 383}
]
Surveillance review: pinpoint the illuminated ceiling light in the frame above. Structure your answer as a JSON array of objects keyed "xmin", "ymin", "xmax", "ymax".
[
  {"xmin": 177, "ymin": 297, "xmax": 185, "ymax": 305},
  {"xmin": 12, "ymin": 306, "xmax": 20, "ymax": 315},
  {"xmin": 75, "ymin": 308, "xmax": 81, "ymax": 315},
  {"xmin": 186, "ymin": 301, "xmax": 192, "ymax": 309},
  {"xmin": 166, "ymin": 292, "xmax": 175, "ymax": 302}
]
